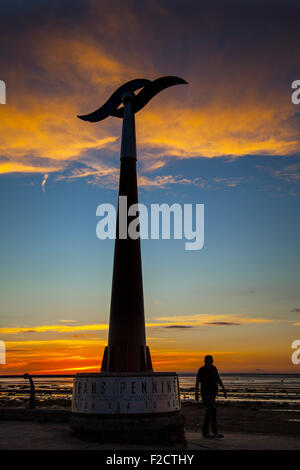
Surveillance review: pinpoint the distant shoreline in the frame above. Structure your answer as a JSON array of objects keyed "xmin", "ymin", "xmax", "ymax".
[{"xmin": 1, "ymin": 372, "xmax": 300, "ymax": 378}]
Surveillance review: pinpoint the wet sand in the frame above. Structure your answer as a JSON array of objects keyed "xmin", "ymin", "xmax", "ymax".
[
  {"xmin": 0, "ymin": 420, "xmax": 299, "ymax": 450},
  {"xmin": 1, "ymin": 398, "xmax": 300, "ymax": 436},
  {"xmin": 182, "ymin": 401, "xmax": 300, "ymax": 436},
  {"xmin": 0, "ymin": 400, "xmax": 300, "ymax": 449}
]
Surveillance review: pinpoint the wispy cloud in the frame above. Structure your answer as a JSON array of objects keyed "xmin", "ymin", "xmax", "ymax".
[
  {"xmin": 0, "ymin": 324, "xmax": 109, "ymax": 334},
  {"xmin": 154, "ymin": 314, "xmax": 276, "ymax": 326},
  {"xmin": 59, "ymin": 319, "xmax": 77, "ymax": 323},
  {"xmin": 163, "ymin": 325, "xmax": 195, "ymax": 329},
  {"xmin": 241, "ymin": 290, "xmax": 256, "ymax": 295},
  {"xmin": 41, "ymin": 173, "xmax": 48, "ymax": 192},
  {"xmin": 257, "ymin": 162, "xmax": 300, "ymax": 183},
  {"xmin": 273, "ymin": 163, "xmax": 300, "ymax": 182},
  {"xmin": 0, "ymin": 314, "xmax": 273, "ymax": 337}
]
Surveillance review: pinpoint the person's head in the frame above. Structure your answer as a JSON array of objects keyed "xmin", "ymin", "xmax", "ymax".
[{"xmin": 204, "ymin": 355, "xmax": 214, "ymax": 366}]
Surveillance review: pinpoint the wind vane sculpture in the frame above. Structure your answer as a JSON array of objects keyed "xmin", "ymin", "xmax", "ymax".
[
  {"xmin": 78, "ymin": 76, "xmax": 186, "ymax": 121},
  {"xmin": 71, "ymin": 76, "xmax": 187, "ymax": 444},
  {"xmin": 79, "ymin": 76, "xmax": 187, "ymax": 373}
]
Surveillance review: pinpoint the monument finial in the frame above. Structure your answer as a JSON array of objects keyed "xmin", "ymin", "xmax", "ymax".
[{"xmin": 77, "ymin": 76, "xmax": 187, "ymax": 122}]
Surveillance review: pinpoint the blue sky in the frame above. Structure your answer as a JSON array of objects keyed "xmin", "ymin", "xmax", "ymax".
[
  {"xmin": 0, "ymin": 0, "xmax": 299, "ymax": 373},
  {"xmin": 1, "ymin": 152, "xmax": 299, "ymax": 372}
]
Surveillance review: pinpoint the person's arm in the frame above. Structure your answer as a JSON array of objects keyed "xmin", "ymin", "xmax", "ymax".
[
  {"xmin": 195, "ymin": 372, "xmax": 200, "ymax": 401},
  {"xmin": 217, "ymin": 374, "xmax": 227, "ymax": 398}
]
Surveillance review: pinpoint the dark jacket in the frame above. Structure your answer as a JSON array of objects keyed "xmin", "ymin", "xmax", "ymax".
[{"xmin": 196, "ymin": 365, "xmax": 220, "ymax": 395}]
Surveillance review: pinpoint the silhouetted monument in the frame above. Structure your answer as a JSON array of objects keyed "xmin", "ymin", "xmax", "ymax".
[{"xmin": 71, "ymin": 77, "xmax": 187, "ymax": 444}]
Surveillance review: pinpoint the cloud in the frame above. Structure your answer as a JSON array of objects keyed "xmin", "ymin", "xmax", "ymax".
[
  {"xmin": 136, "ymin": 174, "xmax": 244, "ymax": 190},
  {"xmin": 6, "ymin": 338, "xmax": 105, "ymax": 348},
  {"xmin": 163, "ymin": 325, "xmax": 195, "ymax": 329},
  {"xmin": 0, "ymin": 321, "xmax": 197, "ymax": 335},
  {"xmin": 154, "ymin": 314, "xmax": 275, "ymax": 326},
  {"xmin": 41, "ymin": 173, "xmax": 48, "ymax": 192},
  {"xmin": 59, "ymin": 319, "xmax": 77, "ymax": 323},
  {"xmin": 72, "ymin": 334, "xmax": 94, "ymax": 338},
  {"xmin": 0, "ymin": 324, "xmax": 108, "ymax": 334},
  {"xmin": 57, "ymin": 163, "xmax": 119, "ymax": 189},
  {"xmin": 0, "ymin": 315, "xmax": 269, "ymax": 340},
  {"xmin": 1, "ymin": 0, "xmax": 300, "ymax": 182},
  {"xmin": 241, "ymin": 290, "xmax": 256, "ymax": 295},
  {"xmin": 258, "ymin": 162, "xmax": 300, "ymax": 183}
]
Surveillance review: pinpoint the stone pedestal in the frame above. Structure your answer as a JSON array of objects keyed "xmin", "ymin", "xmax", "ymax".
[
  {"xmin": 70, "ymin": 372, "xmax": 185, "ymax": 444},
  {"xmin": 73, "ymin": 82, "xmax": 187, "ymax": 445}
]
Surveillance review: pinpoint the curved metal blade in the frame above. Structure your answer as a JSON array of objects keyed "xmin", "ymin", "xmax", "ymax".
[
  {"xmin": 78, "ymin": 78, "xmax": 151, "ymax": 122},
  {"xmin": 111, "ymin": 76, "xmax": 188, "ymax": 118}
]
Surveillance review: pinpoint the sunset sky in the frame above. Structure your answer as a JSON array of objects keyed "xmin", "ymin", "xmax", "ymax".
[{"xmin": 0, "ymin": 0, "xmax": 299, "ymax": 374}]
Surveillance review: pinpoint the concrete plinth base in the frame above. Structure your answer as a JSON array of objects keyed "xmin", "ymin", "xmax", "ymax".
[
  {"xmin": 71, "ymin": 372, "xmax": 185, "ymax": 444},
  {"xmin": 70, "ymin": 411, "xmax": 185, "ymax": 444}
]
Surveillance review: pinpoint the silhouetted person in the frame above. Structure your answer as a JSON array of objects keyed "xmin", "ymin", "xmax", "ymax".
[
  {"xmin": 195, "ymin": 355, "xmax": 227, "ymax": 438},
  {"xmin": 24, "ymin": 373, "xmax": 35, "ymax": 409}
]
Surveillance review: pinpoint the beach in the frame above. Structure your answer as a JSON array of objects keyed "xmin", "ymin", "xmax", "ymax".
[
  {"xmin": 183, "ymin": 400, "xmax": 300, "ymax": 436},
  {"xmin": 0, "ymin": 374, "xmax": 299, "ymax": 449},
  {"xmin": 0, "ymin": 402, "xmax": 300, "ymax": 450}
]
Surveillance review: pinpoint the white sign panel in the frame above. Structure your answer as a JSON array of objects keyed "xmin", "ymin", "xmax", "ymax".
[{"xmin": 72, "ymin": 374, "xmax": 181, "ymax": 414}]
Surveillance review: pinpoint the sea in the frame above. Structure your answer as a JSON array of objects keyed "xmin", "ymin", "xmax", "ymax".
[{"xmin": 0, "ymin": 373, "xmax": 300, "ymax": 406}]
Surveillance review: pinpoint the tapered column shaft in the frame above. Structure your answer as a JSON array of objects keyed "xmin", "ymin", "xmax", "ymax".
[{"xmin": 101, "ymin": 94, "xmax": 152, "ymax": 372}]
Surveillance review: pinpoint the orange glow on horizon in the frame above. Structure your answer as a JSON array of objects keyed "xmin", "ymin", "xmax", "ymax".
[{"xmin": 0, "ymin": 336, "xmax": 296, "ymax": 375}]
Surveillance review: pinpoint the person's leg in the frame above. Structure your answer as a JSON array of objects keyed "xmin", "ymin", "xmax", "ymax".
[
  {"xmin": 210, "ymin": 395, "xmax": 218, "ymax": 435},
  {"xmin": 201, "ymin": 394, "xmax": 210, "ymax": 437},
  {"xmin": 210, "ymin": 394, "xmax": 224, "ymax": 437}
]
